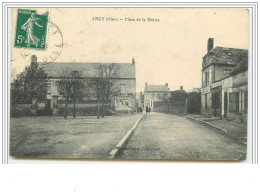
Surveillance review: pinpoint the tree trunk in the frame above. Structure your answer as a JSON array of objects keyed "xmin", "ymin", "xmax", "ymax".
[
  {"xmin": 102, "ymin": 83, "xmax": 104, "ymax": 118},
  {"xmin": 97, "ymin": 81, "xmax": 100, "ymax": 119},
  {"xmin": 73, "ymin": 95, "xmax": 76, "ymax": 118},
  {"xmin": 64, "ymin": 97, "xmax": 68, "ymax": 119}
]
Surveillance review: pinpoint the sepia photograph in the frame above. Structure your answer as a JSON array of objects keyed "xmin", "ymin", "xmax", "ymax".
[{"xmin": 9, "ymin": 7, "xmax": 249, "ymax": 161}]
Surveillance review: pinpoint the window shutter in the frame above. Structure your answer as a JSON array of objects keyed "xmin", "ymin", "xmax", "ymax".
[
  {"xmin": 229, "ymin": 93, "xmax": 237, "ymax": 112},
  {"xmin": 244, "ymin": 91, "xmax": 248, "ymax": 113}
]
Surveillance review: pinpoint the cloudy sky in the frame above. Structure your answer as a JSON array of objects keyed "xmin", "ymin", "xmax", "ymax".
[{"xmin": 11, "ymin": 8, "xmax": 249, "ymax": 92}]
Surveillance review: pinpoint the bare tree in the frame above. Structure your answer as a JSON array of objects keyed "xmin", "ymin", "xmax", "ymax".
[
  {"xmin": 57, "ymin": 67, "xmax": 85, "ymax": 119},
  {"xmin": 92, "ymin": 63, "xmax": 120, "ymax": 118}
]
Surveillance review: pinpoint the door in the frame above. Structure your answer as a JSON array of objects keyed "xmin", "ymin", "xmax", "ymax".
[
  {"xmin": 46, "ymin": 99, "xmax": 51, "ymax": 110},
  {"xmin": 224, "ymin": 92, "xmax": 227, "ymax": 117}
]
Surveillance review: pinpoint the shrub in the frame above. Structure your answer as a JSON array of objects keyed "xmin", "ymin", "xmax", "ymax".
[
  {"xmin": 57, "ymin": 105, "xmax": 115, "ymax": 116},
  {"xmin": 10, "ymin": 106, "xmax": 35, "ymax": 118}
]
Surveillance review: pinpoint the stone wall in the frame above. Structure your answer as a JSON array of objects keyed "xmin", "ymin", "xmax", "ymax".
[{"xmin": 153, "ymin": 101, "xmax": 187, "ymax": 115}]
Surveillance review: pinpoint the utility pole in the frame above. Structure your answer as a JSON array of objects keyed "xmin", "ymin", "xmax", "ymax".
[{"xmin": 97, "ymin": 79, "xmax": 100, "ymax": 119}]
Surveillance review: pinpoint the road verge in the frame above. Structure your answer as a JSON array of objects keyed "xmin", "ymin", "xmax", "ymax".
[
  {"xmin": 108, "ymin": 114, "xmax": 145, "ymax": 159},
  {"xmin": 186, "ymin": 116, "xmax": 247, "ymax": 145}
]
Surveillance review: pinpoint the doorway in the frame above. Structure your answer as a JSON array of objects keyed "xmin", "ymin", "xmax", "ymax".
[{"xmin": 224, "ymin": 92, "xmax": 227, "ymax": 118}]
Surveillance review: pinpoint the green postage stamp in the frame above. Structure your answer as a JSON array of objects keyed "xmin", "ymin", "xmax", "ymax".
[{"xmin": 14, "ymin": 9, "xmax": 49, "ymax": 50}]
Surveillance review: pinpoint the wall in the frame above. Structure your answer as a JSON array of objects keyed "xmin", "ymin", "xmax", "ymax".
[
  {"xmin": 232, "ymin": 70, "xmax": 248, "ymax": 87},
  {"xmin": 214, "ymin": 64, "xmax": 235, "ymax": 82},
  {"xmin": 201, "ymin": 93, "xmax": 212, "ymax": 117},
  {"xmin": 47, "ymin": 78, "xmax": 136, "ymax": 99},
  {"xmin": 153, "ymin": 101, "xmax": 187, "ymax": 115},
  {"xmin": 202, "ymin": 66, "xmax": 213, "ymax": 88},
  {"xmin": 144, "ymin": 91, "xmax": 169, "ymax": 102},
  {"xmin": 112, "ymin": 95, "xmax": 136, "ymax": 112}
]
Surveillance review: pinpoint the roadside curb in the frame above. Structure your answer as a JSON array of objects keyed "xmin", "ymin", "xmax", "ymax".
[
  {"xmin": 108, "ymin": 114, "xmax": 145, "ymax": 159},
  {"xmin": 186, "ymin": 116, "xmax": 247, "ymax": 145}
]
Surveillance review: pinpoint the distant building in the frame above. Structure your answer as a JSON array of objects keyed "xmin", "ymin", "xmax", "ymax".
[
  {"xmin": 201, "ymin": 38, "xmax": 248, "ymax": 123},
  {"xmin": 136, "ymin": 91, "xmax": 144, "ymax": 109},
  {"xmin": 39, "ymin": 57, "xmax": 136, "ymax": 113},
  {"xmin": 143, "ymin": 83, "xmax": 170, "ymax": 111}
]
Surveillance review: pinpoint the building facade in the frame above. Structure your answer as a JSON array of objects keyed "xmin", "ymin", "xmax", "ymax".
[
  {"xmin": 143, "ymin": 83, "xmax": 170, "ymax": 111},
  {"xmin": 201, "ymin": 38, "xmax": 248, "ymax": 123},
  {"xmin": 39, "ymin": 57, "xmax": 136, "ymax": 113}
]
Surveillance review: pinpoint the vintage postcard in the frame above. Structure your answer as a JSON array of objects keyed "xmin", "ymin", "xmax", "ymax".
[{"xmin": 10, "ymin": 8, "xmax": 249, "ymax": 160}]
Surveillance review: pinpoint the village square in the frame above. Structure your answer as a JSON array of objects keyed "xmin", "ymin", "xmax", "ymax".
[{"xmin": 10, "ymin": 37, "xmax": 248, "ymax": 160}]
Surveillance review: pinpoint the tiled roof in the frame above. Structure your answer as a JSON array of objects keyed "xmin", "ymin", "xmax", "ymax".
[
  {"xmin": 205, "ymin": 47, "xmax": 248, "ymax": 65},
  {"xmin": 145, "ymin": 85, "xmax": 169, "ymax": 92},
  {"xmin": 230, "ymin": 56, "xmax": 248, "ymax": 75},
  {"xmin": 38, "ymin": 62, "xmax": 135, "ymax": 78}
]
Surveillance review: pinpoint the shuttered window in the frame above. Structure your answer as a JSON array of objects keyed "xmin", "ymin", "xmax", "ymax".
[
  {"xmin": 244, "ymin": 91, "xmax": 248, "ymax": 114},
  {"xmin": 229, "ymin": 92, "xmax": 239, "ymax": 113},
  {"xmin": 239, "ymin": 91, "xmax": 244, "ymax": 113},
  {"xmin": 205, "ymin": 94, "xmax": 208, "ymax": 109}
]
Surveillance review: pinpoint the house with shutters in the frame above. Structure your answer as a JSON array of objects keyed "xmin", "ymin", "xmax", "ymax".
[
  {"xmin": 143, "ymin": 83, "xmax": 170, "ymax": 111},
  {"xmin": 201, "ymin": 38, "xmax": 248, "ymax": 124},
  {"xmin": 38, "ymin": 57, "xmax": 136, "ymax": 113},
  {"xmin": 228, "ymin": 56, "xmax": 248, "ymax": 123}
]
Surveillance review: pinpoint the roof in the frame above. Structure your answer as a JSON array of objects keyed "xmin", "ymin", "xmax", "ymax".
[
  {"xmin": 230, "ymin": 56, "xmax": 248, "ymax": 75},
  {"xmin": 145, "ymin": 85, "xmax": 169, "ymax": 92},
  {"xmin": 204, "ymin": 47, "xmax": 248, "ymax": 67},
  {"xmin": 38, "ymin": 62, "xmax": 135, "ymax": 79},
  {"xmin": 191, "ymin": 88, "xmax": 201, "ymax": 93}
]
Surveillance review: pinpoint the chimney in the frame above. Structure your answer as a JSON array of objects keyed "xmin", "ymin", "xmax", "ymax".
[
  {"xmin": 207, "ymin": 38, "xmax": 214, "ymax": 52},
  {"xmin": 165, "ymin": 83, "xmax": 168, "ymax": 87},
  {"xmin": 132, "ymin": 57, "xmax": 135, "ymax": 65},
  {"xmin": 30, "ymin": 55, "xmax": 38, "ymax": 69},
  {"xmin": 180, "ymin": 86, "xmax": 183, "ymax": 90},
  {"xmin": 31, "ymin": 55, "xmax": 37, "ymax": 63},
  {"xmin": 145, "ymin": 82, "xmax": 147, "ymax": 87}
]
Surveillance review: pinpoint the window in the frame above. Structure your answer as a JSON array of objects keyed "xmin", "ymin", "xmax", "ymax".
[
  {"xmin": 205, "ymin": 72, "xmax": 208, "ymax": 86},
  {"xmin": 205, "ymin": 94, "xmax": 208, "ymax": 109},
  {"xmin": 47, "ymin": 83, "xmax": 51, "ymax": 94},
  {"xmin": 229, "ymin": 92, "xmax": 239, "ymax": 113},
  {"xmin": 240, "ymin": 91, "xmax": 245, "ymax": 113},
  {"xmin": 55, "ymin": 81, "xmax": 59, "ymax": 92},
  {"xmin": 120, "ymin": 84, "xmax": 126, "ymax": 95},
  {"xmin": 209, "ymin": 69, "xmax": 212, "ymax": 81},
  {"xmin": 212, "ymin": 92, "xmax": 220, "ymax": 109}
]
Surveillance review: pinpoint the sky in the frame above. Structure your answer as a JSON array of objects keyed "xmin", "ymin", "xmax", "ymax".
[{"xmin": 11, "ymin": 8, "xmax": 249, "ymax": 92}]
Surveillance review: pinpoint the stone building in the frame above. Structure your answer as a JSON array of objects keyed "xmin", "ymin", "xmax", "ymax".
[
  {"xmin": 201, "ymin": 38, "xmax": 248, "ymax": 123},
  {"xmin": 143, "ymin": 83, "xmax": 170, "ymax": 111},
  {"xmin": 228, "ymin": 56, "xmax": 248, "ymax": 123},
  {"xmin": 38, "ymin": 57, "xmax": 136, "ymax": 113}
]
